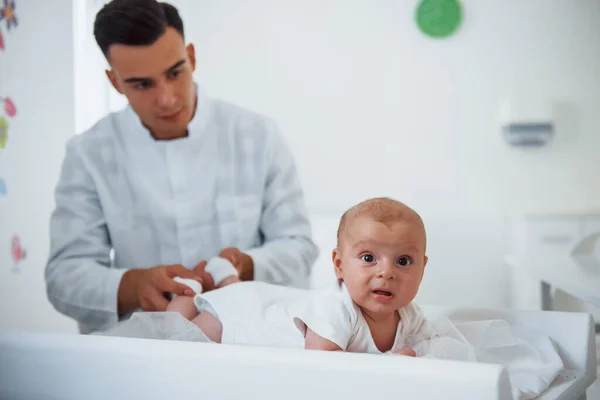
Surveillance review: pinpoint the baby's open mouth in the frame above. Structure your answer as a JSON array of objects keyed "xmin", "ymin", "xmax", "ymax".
[{"xmin": 372, "ymin": 290, "xmax": 392, "ymax": 296}]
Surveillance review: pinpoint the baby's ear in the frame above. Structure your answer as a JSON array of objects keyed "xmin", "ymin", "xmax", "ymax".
[
  {"xmin": 419, "ymin": 255, "xmax": 428, "ymax": 280},
  {"xmin": 332, "ymin": 248, "xmax": 343, "ymax": 278}
]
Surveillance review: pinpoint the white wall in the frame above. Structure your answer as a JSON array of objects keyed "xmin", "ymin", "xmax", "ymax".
[
  {"xmin": 162, "ymin": 0, "xmax": 600, "ymax": 309},
  {"xmin": 1, "ymin": 0, "xmax": 599, "ymax": 333},
  {"xmin": 83, "ymin": 0, "xmax": 600, "ymax": 311},
  {"xmin": 169, "ymin": 0, "xmax": 600, "ymax": 215},
  {"xmin": 0, "ymin": 1, "xmax": 78, "ymax": 333},
  {"xmin": 74, "ymin": 0, "xmax": 112, "ymax": 136}
]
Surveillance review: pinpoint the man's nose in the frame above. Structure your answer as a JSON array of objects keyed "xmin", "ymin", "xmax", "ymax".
[{"xmin": 156, "ymin": 83, "xmax": 177, "ymax": 109}]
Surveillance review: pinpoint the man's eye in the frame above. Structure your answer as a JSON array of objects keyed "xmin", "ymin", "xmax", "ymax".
[
  {"xmin": 361, "ymin": 254, "xmax": 375, "ymax": 263},
  {"xmin": 135, "ymin": 81, "xmax": 152, "ymax": 90},
  {"xmin": 397, "ymin": 256, "xmax": 412, "ymax": 267},
  {"xmin": 169, "ymin": 70, "xmax": 181, "ymax": 79}
]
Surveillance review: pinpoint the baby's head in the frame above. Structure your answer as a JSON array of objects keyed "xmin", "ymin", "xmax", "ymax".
[{"xmin": 333, "ymin": 198, "xmax": 428, "ymax": 317}]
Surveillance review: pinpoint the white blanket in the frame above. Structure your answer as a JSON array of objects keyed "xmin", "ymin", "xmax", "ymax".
[
  {"xmin": 97, "ymin": 313, "xmax": 564, "ymax": 399},
  {"xmin": 95, "ymin": 312, "xmax": 212, "ymax": 342},
  {"xmin": 406, "ymin": 318, "xmax": 564, "ymax": 400}
]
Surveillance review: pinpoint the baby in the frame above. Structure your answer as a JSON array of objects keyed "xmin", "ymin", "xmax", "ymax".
[{"xmin": 167, "ymin": 197, "xmax": 436, "ymax": 355}]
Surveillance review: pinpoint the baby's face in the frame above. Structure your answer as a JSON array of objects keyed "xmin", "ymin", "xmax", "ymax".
[{"xmin": 334, "ymin": 217, "xmax": 428, "ymax": 317}]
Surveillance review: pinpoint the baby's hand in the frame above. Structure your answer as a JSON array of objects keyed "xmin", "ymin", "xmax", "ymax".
[
  {"xmin": 217, "ymin": 274, "xmax": 241, "ymax": 288},
  {"xmin": 392, "ymin": 348, "xmax": 416, "ymax": 357}
]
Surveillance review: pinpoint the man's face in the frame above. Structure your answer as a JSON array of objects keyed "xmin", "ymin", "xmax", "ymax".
[{"xmin": 106, "ymin": 27, "xmax": 196, "ymax": 140}]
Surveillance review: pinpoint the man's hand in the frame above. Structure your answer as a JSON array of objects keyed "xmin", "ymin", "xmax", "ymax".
[
  {"xmin": 218, "ymin": 247, "xmax": 254, "ymax": 281},
  {"xmin": 192, "ymin": 261, "xmax": 216, "ymax": 292},
  {"xmin": 118, "ymin": 264, "xmax": 204, "ymax": 315}
]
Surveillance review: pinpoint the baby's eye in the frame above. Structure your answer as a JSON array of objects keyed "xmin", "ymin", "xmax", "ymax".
[
  {"xmin": 360, "ymin": 254, "xmax": 375, "ymax": 263},
  {"xmin": 397, "ymin": 256, "xmax": 412, "ymax": 267}
]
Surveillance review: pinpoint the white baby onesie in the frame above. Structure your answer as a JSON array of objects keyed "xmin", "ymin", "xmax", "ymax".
[
  {"xmin": 192, "ymin": 281, "xmax": 436, "ymax": 353},
  {"xmin": 194, "ymin": 281, "xmax": 308, "ymax": 348},
  {"xmin": 288, "ymin": 286, "xmax": 437, "ymax": 353}
]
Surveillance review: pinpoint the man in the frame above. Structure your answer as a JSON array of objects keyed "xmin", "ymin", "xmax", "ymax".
[{"xmin": 45, "ymin": 0, "xmax": 318, "ymax": 334}]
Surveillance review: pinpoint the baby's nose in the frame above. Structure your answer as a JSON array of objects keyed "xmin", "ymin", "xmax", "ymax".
[{"xmin": 377, "ymin": 264, "xmax": 396, "ymax": 279}]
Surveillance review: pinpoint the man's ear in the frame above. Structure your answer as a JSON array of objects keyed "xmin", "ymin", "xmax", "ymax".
[
  {"xmin": 186, "ymin": 43, "xmax": 196, "ymax": 72},
  {"xmin": 105, "ymin": 70, "xmax": 123, "ymax": 94}
]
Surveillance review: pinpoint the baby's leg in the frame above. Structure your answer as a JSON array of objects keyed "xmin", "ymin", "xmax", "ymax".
[
  {"xmin": 190, "ymin": 311, "xmax": 223, "ymax": 343},
  {"xmin": 166, "ymin": 295, "xmax": 223, "ymax": 343},
  {"xmin": 166, "ymin": 296, "xmax": 199, "ymax": 320}
]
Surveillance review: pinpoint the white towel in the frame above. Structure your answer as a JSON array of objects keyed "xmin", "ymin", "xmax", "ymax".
[
  {"xmin": 172, "ymin": 257, "xmax": 239, "ymax": 297},
  {"xmin": 204, "ymin": 257, "xmax": 238, "ymax": 286}
]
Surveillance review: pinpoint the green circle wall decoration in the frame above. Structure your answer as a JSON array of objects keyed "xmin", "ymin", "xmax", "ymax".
[{"xmin": 416, "ymin": 0, "xmax": 463, "ymax": 39}]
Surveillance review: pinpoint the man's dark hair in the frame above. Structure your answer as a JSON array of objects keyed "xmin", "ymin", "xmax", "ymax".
[{"xmin": 94, "ymin": 0, "xmax": 184, "ymax": 58}]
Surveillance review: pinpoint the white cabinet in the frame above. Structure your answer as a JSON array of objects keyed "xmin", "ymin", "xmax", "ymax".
[
  {"xmin": 506, "ymin": 214, "xmax": 600, "ymax": 310},
  {"xmin": 582, "ymin": 216, "xmax": 600, "ymax": 237}
]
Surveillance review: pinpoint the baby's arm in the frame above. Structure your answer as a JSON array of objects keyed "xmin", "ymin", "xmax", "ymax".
[
  {"xmin": 391, "ymin": 348, "xmax": 416, "ymax": 356},
  {"xmin": 406, "ymin": 302, "xmax": 439, "ymax": 341},
  {"xmin": 305, "ymin": 327, "xmax": 343, "ymax": 351},
  {"xmin": 412, "ymin": 318, "xmax": 439, "ymax": 341},
  {"xmin": 291, "ymin": 291, "xmax": 355, "ymax": 352},
  {"xmin": 389, "ymin": 303, "xmax": 438, "ymax": 357}
]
